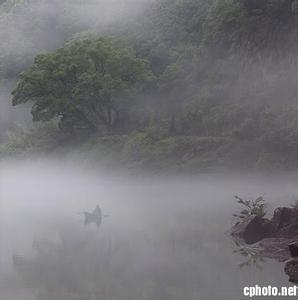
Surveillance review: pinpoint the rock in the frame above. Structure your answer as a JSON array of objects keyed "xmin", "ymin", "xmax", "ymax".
[
  {"xmin": 230, "ymin": 216, "xmax": 274, "ymax": 244},
  {"xmin": 285, "ymin": 259, "xmax": 298, "ymax": 283},
  {"xmin": 272, "ymin": 207, "xmax": 298, "ymax": 236},
  {"xmin": 256, "ymin": 237, "xmax": 298, "ymax": 261},
  {"xmin": 284, "ymin": 243, "xmax": 298, "ymax": 283},
  {"xmin": 230, "ymin": 206, "xmax": 298, "ymax": 280},
  {"xmin": 230, "ymin": 216, "xmax": 254, "ymax": 237},
  {"xmin": 231, "ymin": 206, "xmax": 298, "ymax": 246},
  {"xmin": 289, "ymin": 242, "xmax": 298, "ymax": 257},
  {"xmin": 272, "ymin": 207, "xmax": 296, "ymax": 229}
]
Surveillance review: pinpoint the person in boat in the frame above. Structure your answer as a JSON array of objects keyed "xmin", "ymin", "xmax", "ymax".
[{"xmin": 84, "ymin": 205, "xmax": 102, "ymax": 227}]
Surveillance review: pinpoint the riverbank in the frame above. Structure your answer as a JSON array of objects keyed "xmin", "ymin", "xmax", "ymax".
[{"xmin": 2, "ymin": 123, "xmax": 298, "ymax": 174}]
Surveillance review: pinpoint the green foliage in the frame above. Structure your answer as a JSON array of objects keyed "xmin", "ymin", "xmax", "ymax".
[
  {"xmin": 0, "ymin": 121, "xmax": 60, "ymax": 155},
  {"xmin": 233, "ymin": 195, "xmax": 267, "ymax": 220},
  {"xmin": 202, "ymin": 0, "xmax": 249, "ymax": 56},
  {"xmin": 3, "ymin": 0, "xmax": 298, "ymax": 171},
  {"xmin": 119, "ymin": 134, "xmax": 231, "ymax": 170},
  {"xmin": 12, "ymin": 38, "xmax": 154, "ymax": 135}
]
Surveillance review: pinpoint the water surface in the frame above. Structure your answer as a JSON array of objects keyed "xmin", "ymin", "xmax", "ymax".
[{"xmin": 0, "ymin": 160, "xmax": 296, "ymax": 300}]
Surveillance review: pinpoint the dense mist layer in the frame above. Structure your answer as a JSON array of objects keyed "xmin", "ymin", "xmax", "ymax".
[{"xmin": 0, "ymin": 160, "xmax": 297, "ymax": 300}]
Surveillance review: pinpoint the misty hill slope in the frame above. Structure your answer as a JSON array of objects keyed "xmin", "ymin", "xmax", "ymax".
[{"xmin": 2, "ymin": 0, "xmax": 298, "ymax": 171}]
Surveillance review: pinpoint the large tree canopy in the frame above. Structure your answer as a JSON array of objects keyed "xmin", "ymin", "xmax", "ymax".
[{"xmin": 12, "ymin": 38, "xmax": 154, "ymax": 134}]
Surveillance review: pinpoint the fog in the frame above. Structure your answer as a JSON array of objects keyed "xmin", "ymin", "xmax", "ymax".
[
  {"xmin": 0, "ymin": 0, "xmax": 152, "ymax": 62},
  {"xmin": 0, "ymin": 159, "xmax": 297, "ymax": 300}
]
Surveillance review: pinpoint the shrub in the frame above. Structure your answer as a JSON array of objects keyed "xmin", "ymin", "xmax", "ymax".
[{"xmin": 233, "ymin": 195, "xmax": 267, "ymax": 221}]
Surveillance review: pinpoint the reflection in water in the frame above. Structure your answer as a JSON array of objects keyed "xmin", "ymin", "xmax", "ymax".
[
  {"xmin": 233, "ymin": 245, "xmax": 266, "ymax": 270},
  {"xmin": 233, "ymin": 234, "xmax": 298, "ymax": 284},
  {"xmin": 13, "ymin": 232, "xmax": 112, "ymax": 299},
  {"xmin": 12, "ymin": 221, "xmax": 207, "ymax": 300}
]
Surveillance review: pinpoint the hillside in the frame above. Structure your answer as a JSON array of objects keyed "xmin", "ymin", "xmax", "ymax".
[{"xmin": 2, "ymin": 0, "xmax": 298, "ymax": 171}]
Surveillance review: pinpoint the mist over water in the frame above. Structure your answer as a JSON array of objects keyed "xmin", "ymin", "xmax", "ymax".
[{"xmin": 0, "ymin": 159, "xmax": 297, "ymax": 300}]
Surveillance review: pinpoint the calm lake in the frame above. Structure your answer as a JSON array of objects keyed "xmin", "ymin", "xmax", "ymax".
[{"xmin": 0, "ymin": 159, "xmax": 296, "ymax": 300}]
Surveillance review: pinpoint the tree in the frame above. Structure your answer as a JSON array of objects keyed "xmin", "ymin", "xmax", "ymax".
[
  {"xmin": 158, "ymin": 45, "xmax": 197, "ymax": 134},
  {"xmin": 12, "ymin": 38, "xmax": 154, "ymax": 135}
]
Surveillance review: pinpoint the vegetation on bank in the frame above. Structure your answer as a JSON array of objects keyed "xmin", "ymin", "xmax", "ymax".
[
  {"xmin": 233, "ymin": 196, "xmax": 267, "ymax": 221},
  {"xmin": 2, "ymin": 0, "xmax": 298, "ymax": 170}
]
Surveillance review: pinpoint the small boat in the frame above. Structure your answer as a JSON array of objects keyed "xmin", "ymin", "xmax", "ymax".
[{"xmin": 83, "ymin": 205, "xmax": 103, "ymax": 227}]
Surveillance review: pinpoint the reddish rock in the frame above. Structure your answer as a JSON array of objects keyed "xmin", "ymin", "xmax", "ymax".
[
  {"xmin": 285, "ymin": 259, "xmax": 298, "ymax": 283},
  {"xmin": 230, "ymin": 207, "xmax": 298, "ymax": 282},
  {"xmin": 272, "ymin": 207, "xmax": 298, "ymax": 237},
  {"xmin": 230, "ymin": 216, "xmax": 274, "ymax": 244},
  {"xmin": 231, "ymin": 207, "xmax": 298, "ymax": 245}
]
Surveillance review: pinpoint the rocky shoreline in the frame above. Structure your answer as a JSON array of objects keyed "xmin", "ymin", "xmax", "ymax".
[{"xmin": 230, "ymin": 206, "xmax": 298, "ymax": 283}]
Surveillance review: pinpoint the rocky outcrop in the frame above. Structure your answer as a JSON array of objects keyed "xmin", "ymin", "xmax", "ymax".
[
  {"xmin": 230, "ymin": 216, "xmax": 274, "ymax": 244},
  {"xmin": 230, "ymin": 206, "xmax": 298, "ymax": 283},
  {"xmin": 230, "ymin": 208, "xmax": 298, "ymax": 283},
  {"xmin": 285, "ymin": 259, "xmax": 298, "ymax": 283},
  {"xmin": 272, "ymin": 207, "xmax": 298, "ymax": 237},
  {"xmin": 230, "ymin": 207, "xmax": 298, "ymax": 245},
  {"xmin": 284, "ymin": 243, "xmax": 298, "ymax": 283}
]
